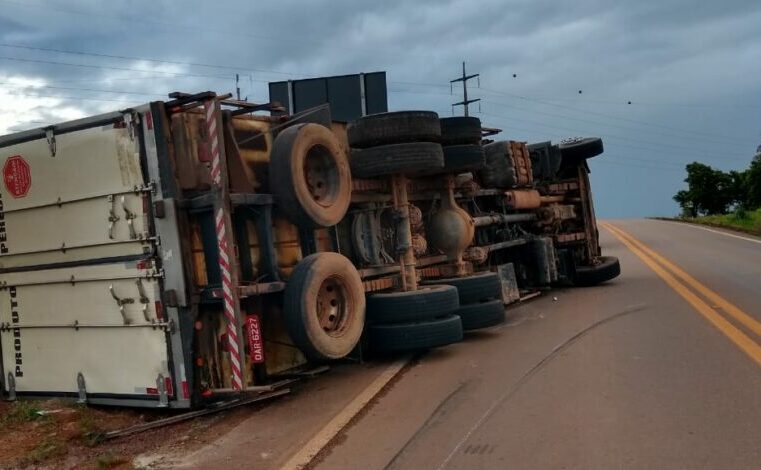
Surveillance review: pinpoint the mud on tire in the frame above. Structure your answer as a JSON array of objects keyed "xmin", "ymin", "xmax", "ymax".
[
  {"xmin": 269, "ymin": 123, "xmax": 351, "ymax": 228},
  {"xmin": 283, "ymin": 253, "xmax": 366, "ymax": 360}
]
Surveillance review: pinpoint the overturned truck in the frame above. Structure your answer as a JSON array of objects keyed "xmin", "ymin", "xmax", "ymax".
[{"xmin": 0, "ymin": 91, "xmax": 619, "ymax": 408}]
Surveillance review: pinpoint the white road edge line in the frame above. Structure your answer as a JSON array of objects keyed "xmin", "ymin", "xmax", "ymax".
[
  {"xmin": 279, "ymin": 357, "xmax": 410, "ymax": 470},
  {"xmin": 659, "ymin": 220, "xmax": 761, "ymax": 245}
]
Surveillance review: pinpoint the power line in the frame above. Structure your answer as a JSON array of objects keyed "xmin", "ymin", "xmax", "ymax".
[
  {"xmin": 0, "ymin": 0, "xmax": 437, "ymax": 64},
  {"xmin": 392, "ymin": 80, "xmax": 449, "ymax": 89},
  {"xmin": 524, "ymin": 96, "xmax": 761, "ymax": 109},
  {"xmin": 4, "ymin": 0, "xmax": 758, "ymax": 125},
  {"xmin": 479, "ymin": 86, "xmax": 748, "ymax": 142},
  {"xmin": 482, "ymin": 98, "xmax": 748, "ymax": 150},
  {"xmin": 0, "ymin": 39, "xmax": 754, "ymax": 158},
  {"xmin": 0, "ymin": 55, "xmax": 234, "ymax": 80},
  {"xmin": 0, "ymin": 81, "xmax": 165, "ymax": 97},
  {"xmin": 0, "ymin": 43, "xmax": 302, "ymax": 77},
  {"xmin": 0, "ymin": 89, "xmax": 141, "ymax": 104},
  {"xmin": 388, "ymin": 88, "xmax": 453, "ymax": 97},
  {"xmin": 0, "ymin": 0, "xmax": 311, "ymax": 44},
  {"xmin": 591, "ymin": 159, "xmax": 686, "ymax": 172},
  {"xmin": 0, "ymin": 42, "xmax": 461, "ymax": 92},
  {"xmin": 3, "ymin": 42, "xmax": 751, "ymax": 148},
  {"xmin": 479, "ymin": 111, "xmax": 752, "ymax": 163},
  {"xmin": 425, "ymin": 89, "xmax": 754, "ymax": 154}
]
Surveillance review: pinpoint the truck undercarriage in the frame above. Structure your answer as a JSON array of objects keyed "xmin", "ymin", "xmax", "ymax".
[{"xmin": 0, "ymin": 90, "xmax": 619, "ymax": 408}]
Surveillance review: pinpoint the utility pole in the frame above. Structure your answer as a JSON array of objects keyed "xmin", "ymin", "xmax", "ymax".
[{"xmin": 450, "ymin": 62, "xmax": 480, "ymax": 116}]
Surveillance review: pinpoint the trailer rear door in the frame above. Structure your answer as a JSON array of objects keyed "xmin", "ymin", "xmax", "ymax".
[{"xmin": 0, "ymin": 116, "xmax": 175, "ymax": 405}]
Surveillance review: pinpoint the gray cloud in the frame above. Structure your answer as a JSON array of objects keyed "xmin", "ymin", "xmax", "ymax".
[{"xmin": 1, "ymin": 0, "xmax": 760, "ymax": 216}]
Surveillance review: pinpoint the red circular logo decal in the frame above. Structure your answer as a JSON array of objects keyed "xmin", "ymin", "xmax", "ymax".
[{"xmin": 3, "ymin": 155, "xmax": 31, "ymax": 198}]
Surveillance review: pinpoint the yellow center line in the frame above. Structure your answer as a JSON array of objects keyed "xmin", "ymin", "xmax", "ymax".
[
  {"xmin": 600, "ymin": 221, "xmax": 761, "ymax": 369},
  {"xmin": 602, "ymin": 222, "xmax": 761, "ymax": 339}
]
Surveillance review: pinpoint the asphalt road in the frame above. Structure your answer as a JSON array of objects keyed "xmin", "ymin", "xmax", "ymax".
[{"xmin": 309, "ymin": 219, "xmax": 761, "ymax": 470}]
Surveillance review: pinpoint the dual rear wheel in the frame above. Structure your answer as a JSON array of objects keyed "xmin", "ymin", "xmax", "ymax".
[
  {"xmin": 424, "ymin": 272, "xmax": 507, "ymax": 331},
  {"xmin": 283, "ymin": 257, "xmax": 467, "ymax": 358}
]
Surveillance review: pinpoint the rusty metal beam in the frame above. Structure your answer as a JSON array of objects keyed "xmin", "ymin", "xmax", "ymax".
[{"xmin": 473, "ymin": 213, "xmax": 537, "ymax": 227}]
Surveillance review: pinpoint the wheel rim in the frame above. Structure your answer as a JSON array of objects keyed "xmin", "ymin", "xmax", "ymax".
[
  {"xmin": 304, "ymin": 144, "xmax": 340, "ymax": 208},
  {"xmin": 316, "ymin": 275, "xmax": 350, "ymax": 337}
]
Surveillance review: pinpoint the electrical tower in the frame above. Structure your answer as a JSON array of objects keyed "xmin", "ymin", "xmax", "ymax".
[{"xmin": 450, "ymin": 62, "xmax": 480, "ymax": 116}]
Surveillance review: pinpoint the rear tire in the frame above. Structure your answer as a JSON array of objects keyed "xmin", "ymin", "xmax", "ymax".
[
  {"xmin": 269, "ymin": 123, "xmax": 351, "ymax": 228},
  {"xmin": 350, "ymin": 142, "xmax": 444, "ymax": 178},
  {"xmin": 348, "ymin": 111, "xmax": 441, "ymax": 148},
  {"xmin": 423, "ymin": 272, "xmax": 501, "ymax": 305},
  {"xmin": 455, "ymin": 300, "xmax": 506, "ymax": 331},
  {"xmin": 368, "ymin": 315, "xmax": 463, "ymax": 353},
  {"xmin": 283, "ymin": 253, "xmax": 366, "ymax": 360},
  {"xmin": 573, "ymin": 256, "xmax": 621, "ymax": 286},
  {"xmin": 367, "ymin": 285, "xmax": 459, "ymax": 324}
]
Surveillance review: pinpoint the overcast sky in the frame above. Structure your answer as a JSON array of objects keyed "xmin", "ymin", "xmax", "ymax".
[{"xmin": 1, "ymin": 0, "xmax": 760, "ymax": 217}]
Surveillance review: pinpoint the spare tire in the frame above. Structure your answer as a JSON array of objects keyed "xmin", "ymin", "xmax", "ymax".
[
  {"xmin": 443, "ymin": 145, "xmax": 486, "ymax": 172},
  {"xmin": 348, "ymin": 111, "xmax": 441, "ymax": 148},
  {"xmin": 283, "ymin": 252, "xmax": 366, "ymax": 360},
  {"xmin": 573, "ymin": 256, "xmax": 621, "ymax": 287},
  {"xmin": 368, "ymin": 315, "xmax": 463, "ymax": 353},
  {"xmin": 559, "ymin": 137, "xmax": 604, "ymax": 163},
  {"xmin": 350, "ymin": 142, "xmax": 444, "ymax": 178},
  {"xmin": 269, "ymin": 123, "xmax": 351, "ymax": 228},
  {"xmin": 422, "ymin": 272, "xmax": 501, "ymax": 305},
  {"xmin": 455, "ymin": 300, "xmax": 506, "ymax": 331},
  {"xmin": 440, "ymin": 117, "xmax": 481, "ymax": 146},
  {"xmin": 367, "ymin": 285, "xmax": 459, "ymax": 324}
]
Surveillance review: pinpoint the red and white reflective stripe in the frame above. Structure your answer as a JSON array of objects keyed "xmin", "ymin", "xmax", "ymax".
[
  {"xmin": 205, "ymin": 100, "xmax": 243, "ymax": 391},
  {"xmin": 215, "ymin": 210, "xmax": 243, "ymax": 390},
  {"xmin": 205, "ymin": 101, "xmax": 222, "ymax": 185}
]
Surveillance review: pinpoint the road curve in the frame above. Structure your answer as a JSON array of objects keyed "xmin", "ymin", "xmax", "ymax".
[{"xmin": 310, "ymin": 219, "xmax": 761, "ymax": 470}]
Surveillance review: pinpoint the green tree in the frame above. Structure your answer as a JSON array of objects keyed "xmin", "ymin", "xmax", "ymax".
[
  {"xmin": 747, "ymin": 153, "xmax": 761, "ymax": 209},
  {"xmin": 673, "ymin": 189, "xmax": 696, "ymax": 217},
  {"xmin": 728, "ymin": 169, "xmax": 749, "ymax": 209},
  {"xmin": 673, "ymin": 162, "xmax": 735, "ymax": 216}
]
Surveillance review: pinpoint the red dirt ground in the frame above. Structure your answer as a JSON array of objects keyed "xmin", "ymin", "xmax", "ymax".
[{"xmin": 0, "ymin": 399, "xmax": 256, "ymax": 470}]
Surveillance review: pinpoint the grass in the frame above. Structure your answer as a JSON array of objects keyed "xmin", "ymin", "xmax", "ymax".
[
  {"xmin": 26, "ymin": 436, "xmax": 65, "ymax": 464},
  {"xmin": 77, "ymin": 405, "xmax": 106, "ymax": 446},
  {"xmin": 95, "ymin": 452, "xmax": 127, "ymax": 469},
  {"xmin": 1, "ymin": 400, "xmax": 46, "ymax": 426},
  {"xmin": 679, "ymin": 208, "xmax": 761, "ymax": 235}
]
